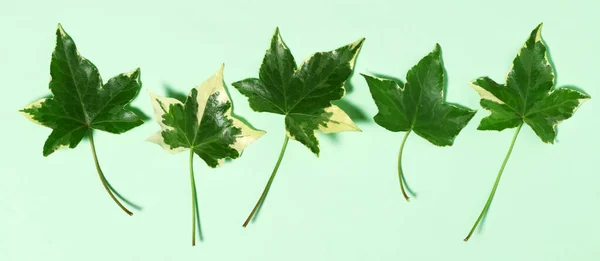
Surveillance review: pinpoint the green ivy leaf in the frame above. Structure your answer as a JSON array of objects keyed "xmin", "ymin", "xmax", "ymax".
[
  {"xmin": 20, "ymin": 24, "xmax": 144, "ymax": 215},
  {"xmin": 147, "ymin": 65, "xmax": 265, "ymax": 245},
  {"xmin": 232, "ymin": 28, "xmax": 365, "ymax": 227},
  {"xmin": 148, "ymin": 65, "xmax": 265, "ymax": 166},
  {"xmin": 232, "ymin": 28, "xmax": 364, "ymax": 155},
  {"xmin": 470, "ymin": 24, "xmax": 590, "ymax": 142},
  {"xmin": 362, "ymin": 44, "xmax": 476, "ymax": 201},
  {"xmin": 464, "ymin": 23, "xmax": 590, "ymax": 242},
  {"xmin": 21, "ymin": 24, "xmax": 144, "ymax": 156}
]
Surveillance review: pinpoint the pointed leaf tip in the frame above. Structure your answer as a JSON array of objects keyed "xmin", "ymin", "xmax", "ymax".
[
  {"xmin": 529, "ymin": 23, "xmax": 544, "ymax": 43},
  {"xmin": 353, "ymin": 38, "xmax": 366, "ymax": 48},
  {"xmin": 432, "ymin": 43, "xmax": 442, "ymax": 54},
  {"xmin": 56, "ymin": 23, "xmax": 67, "ymax": 36},
  {"xmin": 121, "ymin": 68, "xmax": 141, "ymax": 80}
]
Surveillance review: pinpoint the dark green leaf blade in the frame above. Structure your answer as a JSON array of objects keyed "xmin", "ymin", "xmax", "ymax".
[
  {"xmin": 259, "ymin": 27, "xmax": 296, "ymax": 112},
  {"xmin": 287, "ymin": 39, "xmax": 364, "ymax": 114},
  {"xmin": 363, "ymin": 44, "xmax": 476, "ymax": 146},
  {"xmin": 525, "ymin": 88, "xmax": 590, "ymax": 143},
  {"xmin": 90, "ymin": 69, "xmax": 144, "ymax": 133},
  {"xmin": 361, "ymin": 75, "xmax": 412, "ymax": 132},
  {"xmin": 148, "ymin": 65, "xmax": 265, "ymax": 167},
  {"xmin": 470, "ymin": 23, "xmax": 590, "ymax": 143},
  {"xmin": 230, "ymin": 78, "xmax": 285, "ymax": 114},
  {"xmin": 286, "ymin": 105, "xmax": 360, "ymax": 154},
  {"xmin": 20, "ymin": 24, "xmax": 144, "ymax": 156},
  {"xmin": 232, "ymin": 28, "xmax": 364, "ymax": 155}
]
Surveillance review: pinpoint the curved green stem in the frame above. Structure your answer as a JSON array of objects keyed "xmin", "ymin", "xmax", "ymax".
[
  {"xmin": 189, "ymin": 150, "xmax": 202, "ymax": 245},
  {"xmin": 88, "ymin": 130, "xmax": 133, "ymax": 216},
  {"xmin": 398, "ymin": 130, "xmax": 411, "ymax": 202},
  {"xmin": 464, "ymin": 123, "xmax": 522, "ymax": 242},
  {"xmin": 102, "ymin": 177, "xmax": 142, "ymax": 211},
  {"xmin": 243, "ymin": 135, "xmax": 289, "ymax": 227}
]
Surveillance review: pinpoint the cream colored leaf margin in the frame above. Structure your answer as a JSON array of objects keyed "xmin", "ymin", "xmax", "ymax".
[
  {"xmin": 468, "ymin": 24, "xmax": 552, "ymax": 114},
  {"xmin": 467, "ymin": 23, "xmax": 590, "ymax": 143},
  {"xmin": 285, "ymin": 104, "xmax": 361, "ymax": 152},
  {"xmin": 285, "ymin": 38, "xmax": 364, "ymax": 149},
  {"xmin": 147, "ymin": 65, "xmax": 265, "ymax": 165},
  {"xmin": 468, "ymin": 24, "xmax": 553, "ymax": 106},
  {"xmin": 20, "ymin": 98, "xmax": 47, "ymax": 126},
  {"xmin": 317, "ymin": 105, "xmax": 361, "ymax": 134}
]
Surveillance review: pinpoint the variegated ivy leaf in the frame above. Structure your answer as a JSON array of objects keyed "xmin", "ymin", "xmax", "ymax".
[
  {"xmin": 21, "ymin": 24, "xmax": 144, "ymax": 156},
  {"xmin": 464, "ymin": 23, "xmax": 590, "ymax": 242},
  {"xmin": 148, "ymin": 65, "xmax": 264, "ymax": 245},
  {"xmin": 20, "ymin": 24, "xmax": 144, "ymax": 216},
  {"xmin": 147, "ymin": 65, "xmax": 265, "ymax": 167},
  {"xmin": 232, "ymin": 28, "xmax": 364, "ymax": 155},
  {"xmin": 232, "ymin": 28, "xmax": 365, "ymax": 227},
  {"xmin": 470, "ymin": 23, "xmax": 590, "ymax": 142}
]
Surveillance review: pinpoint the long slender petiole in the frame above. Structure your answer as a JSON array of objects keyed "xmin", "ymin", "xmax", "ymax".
[
  {"xmin": 243, "ymin": 135, "xmax": 289, "ymax": 227},
  {"xmin": 88, "ymin": 129, "xmax": 133, "ymax": 216},
  {"xmin": 102, "ymin": 176, "xmax": 142, "ymax": 211},
  {"xmin": 397, "ymin": 130, "xmax": 412, "ymax": 202},
  {"xmin": 464, "ymin": 123, "xmax": 523, "ymax": 242},
  {"xmin": 189, "ymin": 150, "xmax": 202, "ymax": 245}
]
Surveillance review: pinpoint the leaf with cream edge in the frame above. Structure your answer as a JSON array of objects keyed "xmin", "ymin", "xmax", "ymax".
[
  {"xmin": 147, "ymin": 65, "xmax": 265, "ymax": 245},
  {"xmin": 463, "ymin": 23, "xmax": 590, "ymax": 242},
  {"xmin": 20, "ymin": 24, "xmax": 144, "ymax": 216},
  {"xmin": 362, "ymin": 44, "xmax": 476, "ymax": 202},
  {"xmin": 232, "ymin": 28, "xmax": 364, "ymax": 227}
]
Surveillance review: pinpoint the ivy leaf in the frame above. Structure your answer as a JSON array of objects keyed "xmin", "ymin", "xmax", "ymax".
[
  {"xmin": 464, "ymin": 23, "xmax": 590, "ymax": 241},
  {"xmin": 232, "ymin": 28, "xmax": 364, "ymax": 155},
  {"xmin": 326, "ymin": 78, "xmax": 372, "ymax": 142},
  {"xmin": 232, "ymin": 28, "xmax": 364, "ymax": 227},
  {"xmin": 362, "ymin": 44, "xmax": 476, "ymax": 201},
  {"xmin": 20, "ymin": 24, "xmax": 144, "ymax": 215},
  {"xmin": 147, "ymin": 65, "xmax": 265, "ymax": 245}
]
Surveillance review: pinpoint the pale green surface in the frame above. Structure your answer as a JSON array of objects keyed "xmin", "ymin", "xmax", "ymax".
[{"xmin": 1, "ymin": 0, "xmax": 598, "ymax": 260}]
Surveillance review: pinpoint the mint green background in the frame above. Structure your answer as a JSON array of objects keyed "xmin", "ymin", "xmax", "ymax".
[{"xmin": 1, "ymin": 0, "xmax": 598, "ymax": 260}]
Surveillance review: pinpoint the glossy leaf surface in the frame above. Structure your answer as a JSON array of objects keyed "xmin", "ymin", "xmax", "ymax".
[
  {"xmin": 147, "ymin": 65, "xmax": 265, "ymax": 167},
  {"xmin": 470, "ymin": 23, "xmax": 590, "ymax": 142},
  {"xmin": 362, "ymin": 44, "xmax": 476, "ymax": 146},
  {"xmin": 21, "ymin": 24, "xmax": 144, "ymax": 156},
  {"xmin": 463, "ymin": 23, "xmax": 590, "ymax": 242},
  {"xmin": 232, "ymin": 28, "xmax": 364, "ymax": 155}
]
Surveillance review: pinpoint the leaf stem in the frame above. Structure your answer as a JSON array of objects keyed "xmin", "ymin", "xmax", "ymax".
[
  {"xmin": 88, "ymin": 129, "xmax": 133, "ymax": 216},
  {"xmin": 102, "ymin": 178, "xmax": 142, "ymax": 211},
  {"xmin": 463, "ymin": 123, "xmax": 523, "ymax": 242},
  {"xmin": 243, "ymin": 135, "xmax": 289, "ymax": 227},
  {"xmin": 398, "ymin": 130, "xmax": 412, "ymax": 202},
  {"xmin": 189, "ymin": 150, "xmax": 202, "ymax": 245}
]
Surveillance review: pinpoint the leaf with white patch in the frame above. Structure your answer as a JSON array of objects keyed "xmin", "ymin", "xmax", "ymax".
[
  {"xmin": 147, "ymin": 65, "xmax": 265, "ymax": 245},
  {"xmin": 231, "ymin": 28, "xmax": 365, "ymax": 227},
  {"xmin": 464, "ymin": 23, "xmax": 590, "ymax": 242}
]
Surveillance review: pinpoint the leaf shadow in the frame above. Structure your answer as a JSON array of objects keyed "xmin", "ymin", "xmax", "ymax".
[
  {"xmin": 439, "ymin": 46, "xmax": 476, "ymax": 113},
  {"xmin": 164, "ymin": 83, "xmax": 188, "ymax": 103},
  {"xmin": 326, "ymin": 79, "xmax": 372, "ymax": 143}
]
